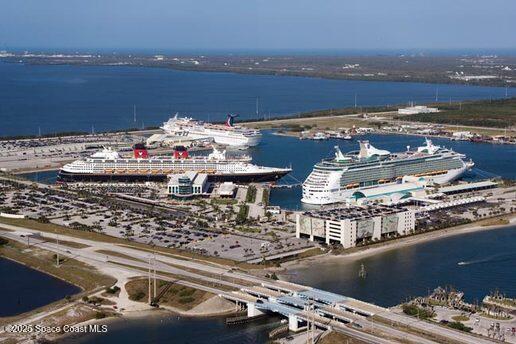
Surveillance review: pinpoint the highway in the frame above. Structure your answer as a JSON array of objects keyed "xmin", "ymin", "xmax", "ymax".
[{"xmin": 0, "ymin": 224, "xmax": 499, "ymax": 344}]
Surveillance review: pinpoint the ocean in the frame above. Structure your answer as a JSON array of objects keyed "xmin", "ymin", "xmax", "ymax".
[{"xmin": 1, "ymin": 62, "xmax": 514, "ymax": 137}]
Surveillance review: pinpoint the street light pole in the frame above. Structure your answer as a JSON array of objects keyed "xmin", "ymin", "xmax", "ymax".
[{"xmin": 56, "ymin": 231, "xmax": 60, "ymax": 267}]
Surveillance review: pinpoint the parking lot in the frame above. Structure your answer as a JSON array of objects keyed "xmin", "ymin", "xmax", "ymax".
[{"xmin": 0, "ymin": 178, "xmax": 313, "ymax": 262}]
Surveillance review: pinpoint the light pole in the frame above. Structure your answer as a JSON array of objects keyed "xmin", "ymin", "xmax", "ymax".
[{"xmin": 56, "ymin": 231, "xmax": 60, "ymax": 267}]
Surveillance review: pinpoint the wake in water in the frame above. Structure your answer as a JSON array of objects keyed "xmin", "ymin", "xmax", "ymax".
[{"xmin": 457, "ymin": 252, "xmax": 516, "ymax": 266}]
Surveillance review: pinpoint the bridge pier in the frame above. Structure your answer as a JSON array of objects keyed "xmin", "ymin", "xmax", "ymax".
[
  {"xmin": 247, "ymin": 302, "xmax": 264, "ymax": 317},
  {"xmin": 288, "ymin": 314, "xmax": 304, "ymax": 332}
]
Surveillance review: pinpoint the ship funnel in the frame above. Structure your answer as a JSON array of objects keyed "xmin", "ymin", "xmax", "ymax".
[
  {"xmin": 358, "ymin": 141, "xmax": 370, "ymax": 158},
  {"xmin": 225, "ymin": 114, "xmax": 238, "ymax": 127},
  {"xmin": 358, "ymin": 140, "xmax": 390, "ymax": 159},
  {"xmin": 334, "ymin": 146, "xmax": 347, "ymax": 162},
  {"xmin": 173, "ymin": 145, "xmax": 189, "ymax": 159},
  {"xmin": 133, "ymin": 143, "xmax": 148, "ymax": 159}
]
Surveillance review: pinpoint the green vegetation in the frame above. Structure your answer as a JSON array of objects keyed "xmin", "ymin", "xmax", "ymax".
[
  {"xmin": 235, "ymin": 226, "xmax": 260, "ymax": 233},
  {"xmin": 245, "ymin": 185, "xmax": 257, "ymax": 203},
  {"xmin": 262, "ymin": 188, "xmax": 270, "ymax": 207},
  {"xmin": 210, "ymin": 198, "xmax": 237, "ymax": 205},
  {"xmin": 95, "ymin": 311, "xmax": 107, "ymax": 319},
  {"xmin": 402, "ymin": 304, "xmax": 435, "ymax": 320},
  {"xmin": 247, "ymin": 105, "xmax": 397, "ymax": 130},
  {"xmin": 318, "ymin": 330, "xmax": 368, "ymax": 344},
  {"xmin": 406, "ymin": 97, "xmax": 516, "ymax": 128},
  {"xmin": 0, "ymin": 237, "xmax": 8, "ymax": 246},
  {"xmin": 131, "ymin": 291, "xmax": 145, "ymax": 301},
  {"xmin": 0, "ymin": 235, "xmax": 116, "ymax": 292},
  {"xmin": 451, "ymin": 315, "xmax": 470, "ymax": 322},
  {"xmin": 236, "ymin": 205, "xmax": 249, "ymax": 224},
  {"xmin": 125, "ymin": 279, "xmax": 213, "ymax": 310},
  {"xmin": 105, "ymin": 285, "xmax": 121, "ymax": 294},
  {"xmin": 178, "ymin": 296, "xmax": 195, "ymax": 304},
  {"xmin": 447, "ymin": 321, "xmax": 472, "ymax": 332}
]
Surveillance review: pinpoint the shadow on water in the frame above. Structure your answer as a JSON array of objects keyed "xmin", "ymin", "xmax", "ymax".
[{"xmin": 71, "ymin": 315, "xmax": 282, "ymax": 344}]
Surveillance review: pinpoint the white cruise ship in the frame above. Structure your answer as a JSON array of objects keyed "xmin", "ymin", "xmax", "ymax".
[
  {"xmin": 58, "ymin": 144, "xmax": 290, "ymax": 183},
  {"xmin": 161, "ymin": 114, "xmax": 262, "ymax": 147},
  {"xmin": 302, "ymin": 139, "xmax": 474, "ymax": 205}
]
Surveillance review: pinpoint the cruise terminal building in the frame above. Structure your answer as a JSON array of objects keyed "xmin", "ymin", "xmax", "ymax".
[{"xmin": 296, "ymin": 205, "xmax": 415, "ymax": 248}]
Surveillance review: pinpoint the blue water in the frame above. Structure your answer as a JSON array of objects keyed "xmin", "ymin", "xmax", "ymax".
[
  {"xmin": 0, "ymin": 257, "xmax": 81, "ymax": 317},
  {"xmin": 251, "ymin": 132, "xmax": 516, "ymax": 209},
  {"xmin": 285, "ymin": 225, "xmax": 516, "ymax": 307},
  {"xmin": 1, "ymin": 62, "xmax": 514, "ymax": 137}
]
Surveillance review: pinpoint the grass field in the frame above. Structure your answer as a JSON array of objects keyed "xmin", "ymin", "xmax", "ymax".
[
  {"xmin": 406, "ymin": 97, "xmax": 516, "ymax": 129},
  {"xmin": 318, "ymin": 331, "xmax": 368, "ymax": 344},
  {"xmin": 0, "ymin": 237, "xmax": 116, "ymax": 292},
  {"xmin": 125, "ymin": 278, "xmax": 213, "ymax": 310}
]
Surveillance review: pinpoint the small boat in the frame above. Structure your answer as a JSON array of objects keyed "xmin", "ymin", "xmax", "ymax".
[{"xmin": 312, "ymin": 132, "xmax": 328, "ymax": 140}]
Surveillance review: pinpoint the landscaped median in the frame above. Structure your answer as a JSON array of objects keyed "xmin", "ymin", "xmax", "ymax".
[{"xmin": 124, "ymin": 278, "xmax": 236, "ymax": 315}]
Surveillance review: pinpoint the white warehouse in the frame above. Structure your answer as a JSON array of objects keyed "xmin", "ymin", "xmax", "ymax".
[
  {"xmin": 398, "ymin": 105, "xmax": 439, "ymax": 115},
  {"xmin": 296, "ymin": 205, "xmax": 415, "ymax": 249}
]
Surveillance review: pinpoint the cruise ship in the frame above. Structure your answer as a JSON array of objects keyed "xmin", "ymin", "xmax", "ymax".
[
  {"xmin": 161, "ymin": 114, "xmax": 262, "ymax": 147},
  {"xmin": 302, "ymin": 139, "xmax": 474, "ymax": 205},
  {"xmin": 57, "ymin": 144, "xmax": 290, "ymax": 183}
]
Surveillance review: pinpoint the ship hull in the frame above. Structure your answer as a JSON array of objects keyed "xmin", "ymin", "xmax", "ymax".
[
  {"xmin": 181, "ymin": 132, "xmax": 262, "ymax": 147},
  {"xmin": 57, "ymin": 169, "xmax": 289, "ymax": 184}
]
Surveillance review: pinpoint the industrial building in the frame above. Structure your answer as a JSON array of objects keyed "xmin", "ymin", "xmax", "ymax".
[
  {"xmin": 167, "ymin": 171, "xmax": 208, "ymax": 198},
  {"xmin": 398, "ymin": 105, "xmax": 439, "ymax": 115},
  {"xmin": 296, "ymin": 205, "xmax": 415, "ymax": 248},
  {"xmin": 437, "ymin": 180, "xmax": 497, "ymax": 195},
  {"xmin": 217, "ymin": 182, "xmax": 237, "ymax": 198}
]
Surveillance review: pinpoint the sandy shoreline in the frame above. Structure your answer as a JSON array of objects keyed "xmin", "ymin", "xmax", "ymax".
[{"xmin": 280, "ymin": 215, "xmax": 516, "ymax": 270}]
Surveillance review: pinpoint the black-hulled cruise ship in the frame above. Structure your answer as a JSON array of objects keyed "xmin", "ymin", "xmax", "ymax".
[{"xmin": 57, "ymin": 144, "xmax": 290, "ymax": 183}]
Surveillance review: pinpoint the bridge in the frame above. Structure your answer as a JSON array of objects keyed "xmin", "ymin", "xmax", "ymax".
[
  {"xmin": 0, "ymin": 223, "xmax": 498, "ymax": 344},
  {"xmin": 223, "ymin": 282, "xmax": 385, "ymax": 333},
  {"xmin": 220, "ymin": 279, "xmax": 496, "ymax": 344}
]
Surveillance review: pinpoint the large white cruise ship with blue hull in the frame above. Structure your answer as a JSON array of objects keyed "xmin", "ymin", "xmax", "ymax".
[
  {"xmin": 161, "ymin": 114, "xmax": 262, "ymax": 147},
  {"xmin": 302, "ymin": 139, "xmax": 474, "ymax": 205}
]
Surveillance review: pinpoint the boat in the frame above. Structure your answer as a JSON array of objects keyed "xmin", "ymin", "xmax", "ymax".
[
  {"xmin": 301, "ymin": 138, "xmax": 474, "ymax": 205},
  {"xmin": 160, "ymin": 114, "xmax": 262, "ymax": 147},
  {"xmin": 312, "ymin": 132, "xmax": 328, "ymax": 140},
  {"xmin": 57, "ymin": 144, "xmax": 291, "ymax": 183},
  {"xmin": 334, "ymin": 133, "xmax": 353, "ymax": 140}
]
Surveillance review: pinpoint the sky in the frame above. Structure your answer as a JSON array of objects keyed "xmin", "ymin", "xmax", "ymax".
[{"xmin": 0, "ymin": 0, "xmax": 515, "ymax": 52}]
